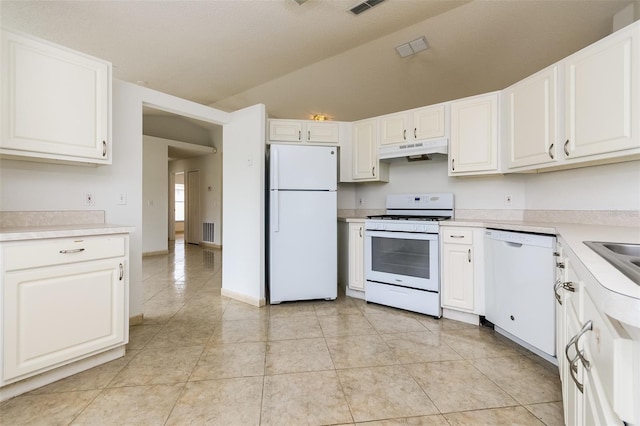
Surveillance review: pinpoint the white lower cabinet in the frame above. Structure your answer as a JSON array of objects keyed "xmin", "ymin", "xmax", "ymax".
[
  {"xmin": 441, "ymin": 227, "xmax": 484, "ymax": 320},
  {"xmin": 338, "ymin": 220, "xmax": 365, "ymax": 296},
  {"xmin": 555, "ymin": 239, "xmax": 635, "ymax": 426},
  {"xmin": 1, "ymin": 234, "xmax": 129, "ymax": 385}
]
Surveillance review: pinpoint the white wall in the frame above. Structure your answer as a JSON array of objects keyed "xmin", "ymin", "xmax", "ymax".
[
  {"xmin": 524, "ymin": 160, "xmax": 640, "ymax": 210},
  {"xmin": 142, "ymin": 136, "xmax": 169, "ymax": 254},
  {"xmin": 342, "ymin": 158, "xmax": 640, "ymax": 212},
  {"xmin": 350, "ymin": 159, "xmax": 527, "ymax": 210},
  {"xmin": 222, "ymin": 104, "xmax": 266, "ymax": 305}
]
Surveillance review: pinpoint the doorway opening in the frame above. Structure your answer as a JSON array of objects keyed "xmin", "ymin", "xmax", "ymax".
[{"xmin": 174, "ymin": 172, "xmax": 185, "ymax": 243}]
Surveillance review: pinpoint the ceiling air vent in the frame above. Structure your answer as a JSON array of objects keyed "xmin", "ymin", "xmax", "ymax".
[{"xmin": 350, "ymin": 0, "xmax": 386, "ymax": 15}]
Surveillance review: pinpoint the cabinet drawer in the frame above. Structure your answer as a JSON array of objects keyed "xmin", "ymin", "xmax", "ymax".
[
  {"xmin": 3, "ymin": 235, "xmax": 126, "ymax": 271},
  {"xmin": 442, "ymin": 228, "xmax": 473, "ymax": 244}
]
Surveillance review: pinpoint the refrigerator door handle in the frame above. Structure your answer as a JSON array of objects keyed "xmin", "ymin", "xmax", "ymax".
[
  {"xmin": 272, "ymin": 146, "xmax": 279, "ymax": 190},
  {"xmin": 272, "ymin": 190, "xmax": 279, "ymax": 232}
]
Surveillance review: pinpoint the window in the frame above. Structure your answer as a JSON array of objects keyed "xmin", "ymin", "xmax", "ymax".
[{"xmin": 175, "ymin": 183, "xmax": 185, "ymax": 221}]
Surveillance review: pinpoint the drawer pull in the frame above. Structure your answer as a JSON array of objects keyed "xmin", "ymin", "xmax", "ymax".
[
  {"xmin": 554, "ymin": 279, "xmax": 563, "ymax": 305},
  {"xmin": 569, "ymin": 353, "xmax": 584, "ymax": 393},
  {"xmin": 119, "ymin": 263, "xmax": 124, "ymax": 281},
  {"xmin": 573, "ymin": 320, "xmax": 593, "ymax": 370},
  {"xmin": 450, "ymin": 235, "xmax": 465, "ymax": 239},
  {"xmin": 59, "ymin": 248, "xmax": 85, "ymax": 254}
]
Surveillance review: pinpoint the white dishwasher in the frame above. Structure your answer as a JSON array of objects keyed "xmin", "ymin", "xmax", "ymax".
[{"xmin": 484, "ymin": 229, "xmax": 556, "ymax": 362}]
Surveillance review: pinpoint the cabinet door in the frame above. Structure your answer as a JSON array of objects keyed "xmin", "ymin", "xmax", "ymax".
[
  {"xmin": 307, "ymin": 122, "xmax": 339, "ymax": 144},
  {"xmin": 441, "ymin": 243, "xmax": 474, "ymax": 311},
  {"xmin": 348, "ymin": 223, "xmax": 365, "ymax": 291},
  {"xmin": 380, "ymin": 113, "xmax": 408, "ymax": 146},
  {"xmin": 352, "ymin": 119, "xmax": 378, "ymax": 180},
  {"xmin": 449, "ymin": 93, "xmax": 499, "ymax": 174},
  {"xmin": 506, "ymin": 66, "xmax": 558, "ymax": 168},
  {"xmin": 565, "ymin": 24, "xmax": 639, "ymax": 158},
  {"xmin": 1, "ymin": 29, "xmax": 111, "ymax": 163},
  {"xmin": 269, "ymin": 120, "xmax": 303, "ymax": 143},
  {"xmin": 413, "ymin": 104, "xmax": 446, "ymax": 140},
  {"xmin": 3, "ymin": 258, "xmax": 126, "ymax": 382}
]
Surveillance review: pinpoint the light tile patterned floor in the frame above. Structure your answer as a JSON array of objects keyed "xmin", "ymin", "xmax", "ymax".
[{"xmin": 0, "ymin": 241, "xmax": 564, "ymax": 425}]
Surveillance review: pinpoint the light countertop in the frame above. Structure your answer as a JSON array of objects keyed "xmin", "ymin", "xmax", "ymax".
[{"xmin": 0, "ymin": 224, "xmax": 134, "ymax": 242}]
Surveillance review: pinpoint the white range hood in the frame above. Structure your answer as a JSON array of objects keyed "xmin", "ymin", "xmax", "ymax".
[{"xmin": 378, "ymin": 138, "xmax": 448, "ymax": 161}]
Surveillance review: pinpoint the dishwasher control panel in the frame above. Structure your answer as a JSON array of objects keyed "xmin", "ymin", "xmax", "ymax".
[{"xmin": 485, "ymin": 229, "xmax": 556, "ymax": 248}]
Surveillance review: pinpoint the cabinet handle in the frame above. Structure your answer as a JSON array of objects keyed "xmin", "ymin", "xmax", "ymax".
[
  {"xmin": 548, "ymin": 143, "xmax": 554, "ymax": 159},
  {"xmin": 119, "ymin": 263, "xmax": 124, "ymax": 281},
  {"xmin": 307, "ymin": 130, "xmax": 311, "ymax": 140},
  {"xmin": 414, "ymin": 128, "xmax": 417, "ymax": 139},
  {"xmin": 467, "ymin": 249, "xmax": 471, "ymax": 263},
  {"xmin": 450, "ymin": 235, "xmax": 464, "ymax": 239},
  {"xmin": 557, "ymin": 262, "xmax": 565, "ymax": 269},
  {"xmin": 569, "ymin": 353, "xmax": 584, "ymax": 393},
  {"xmin": 554, "ymin": 279, "xmax": 563, "ymax": 305},
  {"xmin": 563, "ymin": 281, "xmax": 575, "ymax": 292},
  {"xmin": 403, "ymin": 129, "xmax": 406, "ymax": 140},
  {"xmin": 564, "ymin": 139, "xmax": 570, "ymax": 156},
  {"xmin": 372, "ymin": 166, "xmax": 375, "ymax": 176},
  {"xmin": 573, "ymin": 320, "xmax": 593, "ymax": 370},
  {"xmin": 298, "ymin": 130, "xmax": 301, "ymax": 141},
  {"xmin": 359, "ymin": 226, "xmax": 363, "ymax": 238},
  {"xmin": 451, "ymin": 158, "xmax": 455, "ymax": 171},
  {"xmin": 102, "ymin": 141, "xmax": 107, "ymax": 157},
  {"xmin": 59, "ymin": 248, "xmax": 85, "ymax": 254}
]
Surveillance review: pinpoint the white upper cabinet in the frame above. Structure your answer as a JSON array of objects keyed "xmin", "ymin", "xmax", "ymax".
[
  {"xmin": 0, "ymin": 29, "xmax": 111, "ymax": 165},
  {"xmin": 350, "ymin": 118, "xmax": 389, "ymax": 182},
  {"xmin": 564, "ymin": 22, "xmax": 639, "ymax": 160},
  {"xmin": 268, "ymin": 119, "xmax": 340, "ymax": 145},
  {"xmin": 505, "ymin": 65, "xmax": 559, "ymax": 169},
  {"xmin": 380, "ymin": 104, "xmax": 446, "ymax": 146},
  {"xmin": 449, "ymin": 92, "xmax": 499, "ymax": 175}
]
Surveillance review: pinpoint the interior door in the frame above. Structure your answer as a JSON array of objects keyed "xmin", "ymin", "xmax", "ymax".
[{"xmin": 186, "ymin": 170, "xmax": 200, "ymax": 244}]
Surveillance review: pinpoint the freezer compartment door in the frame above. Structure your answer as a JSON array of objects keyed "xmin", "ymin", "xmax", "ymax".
[
  {"xmin": 269, "ymin": 190, "xmax": 337, "ymax": 303},
  {"xmin": 270, "ymin": 144, "xmax": 337, "ymax": 191}
]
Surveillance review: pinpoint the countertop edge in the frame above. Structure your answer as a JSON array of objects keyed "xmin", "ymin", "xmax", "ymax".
[{"xmin": 0, "ymin": 224, "xmax": 135, "ymax": 241}]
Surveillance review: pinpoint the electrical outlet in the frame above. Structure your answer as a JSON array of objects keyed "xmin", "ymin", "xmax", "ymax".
[
  {"xmin": 117, "ymin": 192, "xmax": 127, "ymax": 205},
  {"xmin": 84, "ymin": 193, "xmax": 95, "ymax": 206},
  {"xmin": 504, "ymin": 194, "xmax": 513, "ymax": 206}
]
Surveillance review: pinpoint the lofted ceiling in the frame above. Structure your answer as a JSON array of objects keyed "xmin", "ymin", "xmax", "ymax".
[{"xmin": 0, "ymin": 0, "xmax": 636, "ymax": 123}]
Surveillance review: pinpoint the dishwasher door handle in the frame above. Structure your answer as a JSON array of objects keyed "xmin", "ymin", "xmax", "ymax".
[{"xmin": 503, "ymin": 241, "xmax": 523, "ymax": 248}]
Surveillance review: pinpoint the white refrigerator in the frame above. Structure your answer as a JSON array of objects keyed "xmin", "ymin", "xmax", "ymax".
[{"xmin": 269, "ymin": 144, "xmax": 337, "ymax": 304}]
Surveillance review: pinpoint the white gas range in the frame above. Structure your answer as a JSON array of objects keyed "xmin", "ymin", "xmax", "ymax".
[{"xmin": 364, "ymin": 193, "xmax": 454, "ymax": 317}]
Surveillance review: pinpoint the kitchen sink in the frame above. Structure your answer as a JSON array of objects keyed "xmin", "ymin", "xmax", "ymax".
[{"xmin": 584, "ymin": 241, "xmax": 640, "ymax": 285}]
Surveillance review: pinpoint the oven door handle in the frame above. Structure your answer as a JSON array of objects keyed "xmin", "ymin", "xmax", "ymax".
[{"xmin": 365, "ymin": 230, "xmax": 438, "ymax": 241}]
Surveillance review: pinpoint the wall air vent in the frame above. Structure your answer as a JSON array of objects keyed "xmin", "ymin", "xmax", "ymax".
[{"xmin": 350, "ymin": 0, "xmax": 386, "ymax": 15}]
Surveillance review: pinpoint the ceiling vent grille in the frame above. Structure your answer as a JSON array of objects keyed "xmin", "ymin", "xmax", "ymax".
[{"xmin": 350, "ymin": 0, "xmax": 386, "ymax": 15}]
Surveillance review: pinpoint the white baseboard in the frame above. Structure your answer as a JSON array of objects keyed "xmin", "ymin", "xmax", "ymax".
[{"xmin": 221, "ymin": 288, "xmax": 265, "ymax": 307}]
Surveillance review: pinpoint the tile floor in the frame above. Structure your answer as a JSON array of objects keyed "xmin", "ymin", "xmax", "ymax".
[{"xmin": 0, "ymin": 240, "xmax": 564, "ymax": 425}]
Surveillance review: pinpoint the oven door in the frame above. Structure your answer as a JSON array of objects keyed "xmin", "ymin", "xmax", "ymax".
[{"xmin": 365, "ymin": 230, "xmax": 439, "ymax": 292}]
